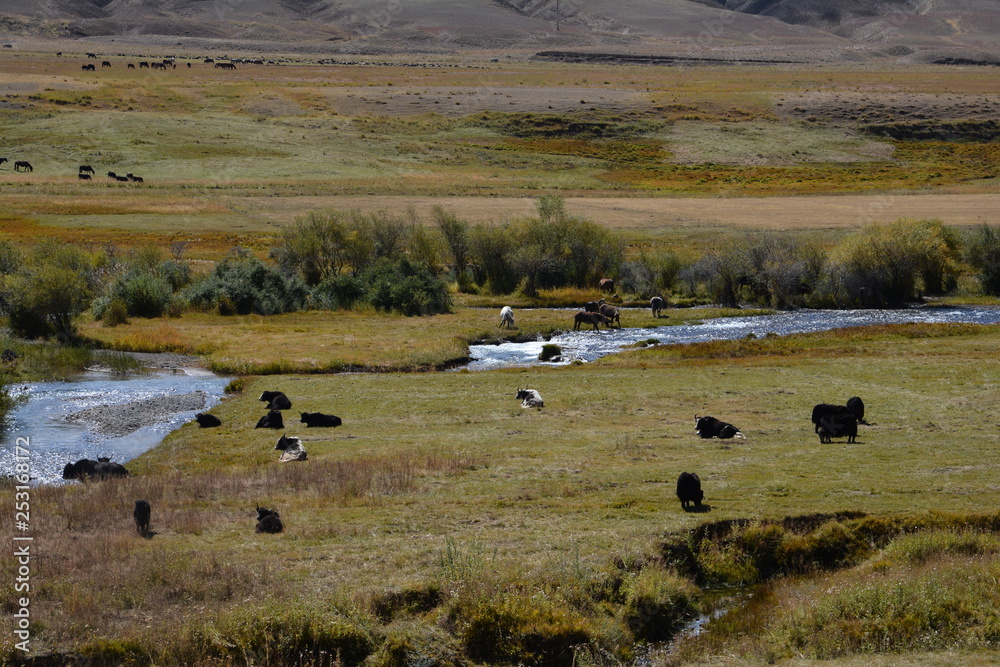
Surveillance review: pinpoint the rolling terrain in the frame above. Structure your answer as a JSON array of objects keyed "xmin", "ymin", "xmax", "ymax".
[{"xmin": 2, "ymin": 0, "xmax": 1000, "ymax": 62}]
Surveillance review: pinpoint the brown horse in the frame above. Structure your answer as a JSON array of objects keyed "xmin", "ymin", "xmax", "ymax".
[
  {"xmin": 14, "ymin": 161, "xmax": 32, "ymax": 172},
  {"xmin": 573, "ymin": 311, "xmax": 609, "ymax": 332}
]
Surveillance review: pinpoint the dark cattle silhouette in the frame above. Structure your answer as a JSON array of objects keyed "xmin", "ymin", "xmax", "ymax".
[
  {"xmin": 651, "ymin": 296, "xmax": 666, "ymax": 318},
  {"xmin": 56, "ymin": 52, "xmax": 62, "ymax": 56},
  {"xmin": 818, "ymin": 413, "xmax": 858, "ymax": 443},
  {"xmin": 79, "ymin": 165, "xmax": 94, "ymax": 174},
  {"xmin": 676, "ymin": 472, "xmax": 704, "ymax": 509},
  {"xmin": 139, "ymin": 61, "xmax": 149, "ymax": 68},
  {"xmin": 847, "ymin": 396, "xmax": 866, "ymax": 423},
  {"xmin": 133, "ymin": 500, "xmax": 151, "ymax": 537},
  {"xmin": 255, "ymin": 410, "xmax": 284, "ymax": 429},
  {"xmin": 62, "ymin": 458, "xmax": 129, "ymax": 480},
  {"xmin": 584, "ymin": 299, "xmax": 603, "ymax": 313},
  {"xmin": 598, "ymin": 303, "xmax": 620, "ymax": 327},
  {"xmin": 204, "ymin": 58, "xmax": 215, "ymax": 63},
  {"xmin": 573, "ymin": 311, "xmax": 609, "ymax": 332},
  {"xmin": 255, "ymin": 507, "xmax": 283, "ymax": 533},
  {"xmin": 2, "ymin": 348, "xmax": 20, "ymax": 363},
  {"xmin": 599, "ymin": 278, "xmax": 615, "ymax": 292},
  {"xmin": 78, "ymin": 173, "xmax": 91, "ymax": 180},
  {"xmin": 259, "ymin": 391, "xmax": 291, "ymax": 410},
  {"xmin": 0, "ymin": 158, "xmax": 8, "ymax": 167},
  {"xmin": 82, "ymin": 64, "xmax": 95, "ymax": 71},
  {"xmin": 115, "ymin": 176, "xmax": 130, "ymax": 182},
  {"xmin": 129, "ymin": 175, "xmax": 143, "ymax": 183},
  {"xmin": 127, "ymin": 63, "xmax": 135, "ymax": 69},
  {"xmin": 151, "ymin": 62, "xmax": 167, "ymax": 70},
  {"xmin": 215, "ymin": 62, "xmax": 237, "ymax": 70},
  {"xmin": 86, "ymin": 52, "xmax": 97, "ymax": 58},
  {"xmin": 195, "ymin": 412, "xmax": 222, "ymax": 428},
  {"xmin": 14, "ymin": 161, "xmax": 32, "ymax": 172},
  {"xmin": 300, "ymin": 412, "xmax": 342, "ymax": 427},
  {"xmin": 101, "ymin": 61, "xmax": 111, "ymax": 68},
  {"xmin": 694, "ymin": 415, "xmax": 745, "ymax": 439},
  {"xmin": 811, "ymin": 403, "xmax": 856, "ymax": 433},
  {"xmin": 107, "ymin": 171, "xmax": 116, "ymax": 178}
]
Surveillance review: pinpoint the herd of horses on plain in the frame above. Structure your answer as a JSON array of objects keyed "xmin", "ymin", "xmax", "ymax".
[{"xmin": 1, "ymin": 158, "xmax": 144, "ymax": 183}]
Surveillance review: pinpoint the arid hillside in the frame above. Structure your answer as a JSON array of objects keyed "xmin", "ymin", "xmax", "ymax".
[{"xmin": 2, "ymin": 0, "xmax": 999, "ymax": 61}]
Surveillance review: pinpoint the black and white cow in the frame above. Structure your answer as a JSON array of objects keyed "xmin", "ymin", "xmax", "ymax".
[
  {"xmin": 694, "ymin": 415, "xmax": 745, "ymax": 439},
  {"xmin": 515, "ymin": 388, "xmax": 544, "ymax": 409},
  {"xmin": 275, "ymin": 434, "xmax": 307, "ymax": 462}
]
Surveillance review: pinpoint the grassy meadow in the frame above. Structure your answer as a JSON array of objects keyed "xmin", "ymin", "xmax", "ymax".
[{"xmin": 4, "ymin": 45, "xmax": 1000, "ymax": 664}]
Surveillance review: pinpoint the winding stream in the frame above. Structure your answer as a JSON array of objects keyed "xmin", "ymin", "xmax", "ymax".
[
  {"xmin": 468, "ymin": 305, "xmax": 1000, "ymax": 370},
  {"xmin": 1, "ymin": 368, "xmax": 229, "ymax": 485}
]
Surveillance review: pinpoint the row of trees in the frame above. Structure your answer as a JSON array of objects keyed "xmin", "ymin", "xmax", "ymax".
[{"xmin": 2, "ymin": 203, "xmax": 1000, "ymax": 341}]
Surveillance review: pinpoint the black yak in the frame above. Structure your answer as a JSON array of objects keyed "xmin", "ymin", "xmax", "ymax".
[
  {"xmin": 694, "ymin": 415, "xmax": 745, "ymax": 439},
  {"xmin": 133, "ymin": 500, "xmax": 151, "ymax": 537},
  {"xmin": 299, "ymin": 412, "xmax": 342, "ymax": 427},
  {"xmin": 255, "ymin": 507, "xmax": 283, "ymax": 533},
  {"xmin": 676, "ymin": 472, "xmax": 704, "ymax": 509},
  {"xmin": 195, "ymin": 412, "xmax": 221, "ymax": 428},
  {"xmin": 255, "ymin": 410, "xmax": 284, "ymax": 429},
  {"xmin": 818, "ymin": 413, "xmax": 858, "ymax": 444},
  {"xmin": 259, "ymin": 391, "xmax": 291, "ymax": 410}
]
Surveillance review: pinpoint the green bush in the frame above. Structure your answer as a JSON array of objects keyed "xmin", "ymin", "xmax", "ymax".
[
  {"xmin": 362, "ymin": 258, "xmax": 451, "ymax": 316},
  {"xmin": 184, "ymin": 257, "xmax": 309, "ymax": 316},
  {"xmin": 965, "ymin": 224, "xmax": 1000, "ymax": 296},
  {"xmin": 102, "ymin": 298, "xmax": 129, "ymax": 327},
  {"xmin": 2, "ymin": 263, "xmax": 93, "ymax": 340},
  {"xmin": 539, "ymin": 344, "xmax": 562, "ymax": 361},
  {"xmin": 95, "ymin": 271, "xmax": 173, "ymax": 320},
  {"xmin": 313, "ymin": 273, "xmax": 366, "ymax": 310}
]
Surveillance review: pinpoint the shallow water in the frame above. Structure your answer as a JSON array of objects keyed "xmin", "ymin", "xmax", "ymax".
[
  {"xmin": 468, "ymin": 306, "xmax": 1000, "ymax": 370},
  {"xmin": 1, "ymin": 368, "xmax": 229, "ymax": 485}
]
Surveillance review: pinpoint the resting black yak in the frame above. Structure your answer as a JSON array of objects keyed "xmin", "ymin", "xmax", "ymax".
[
  {"xmin": 299, "ymin": 412, "xmax": 342, "ymax": 427},
  {"xmin": 255, "ymin": 507, "xmax": 283, "ymax": 533},
  {"xmin": 62, "ymin": 458, "xmax": 129, "ymax": 480},
  {"xmin": 255, "ymin": 410, "xmax": 284, "ymax": 429},
  {"xmin": 133, "ymin": 500, "xmax": 151, "ymax": 537},
  {"xmin": 694, "ymin": 415, "xmax": 745, "ymax": 439},
  {"xmin": 676, "ymin": 472, "xmax": 704, "ymax": 509},
  {"xmin": 259, "ymin": 391, "xmax": 291, "ymax": 410},
  {"xmin": 195, "ymin": 412, "xmax": 221, "ymax": 428}
]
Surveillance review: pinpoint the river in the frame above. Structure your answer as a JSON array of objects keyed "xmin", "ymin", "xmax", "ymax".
[{"xmin": 468, "ymin": 305, "xmax": 1000, "ymax": 370}]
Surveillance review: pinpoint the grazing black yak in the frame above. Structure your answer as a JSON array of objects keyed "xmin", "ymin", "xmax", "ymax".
[
  {"xmin": 811, "ymin": 403, "xmax": 856, "ymax": 433},
  {"xmin": 818, "ymin": 414, "xmax": 858, "ymax": 444},
  {"xmin": 676, "ymin": 472, "xmax": 704, "ymax": 509},
  {"xmin": 133, "ymin": 500, "xmax": 151, "ymax": 537}
]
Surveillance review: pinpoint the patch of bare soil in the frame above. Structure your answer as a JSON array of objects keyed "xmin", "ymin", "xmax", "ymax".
[{"xmin": 776, "ymin": 91, "xmax": 1000, "ymax": 125}]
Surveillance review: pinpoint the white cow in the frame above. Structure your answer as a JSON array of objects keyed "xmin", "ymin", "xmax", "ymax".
[{"xmin": 499, "ymin": 306, "xmax": 515, "ymax": 329}]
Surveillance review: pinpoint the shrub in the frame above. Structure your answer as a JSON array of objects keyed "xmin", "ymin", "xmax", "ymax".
[
  {"xmin": 539, "ymin": 344, "xmax": 562, "ymax": 361},
  {"xmin": 965, "ymin": 224, "xmax": 1000, "ymax": 295},
  {"xmin": 2, "ymin": 263, "xmax": 93, "ymax": 340},
  {"xmin": 362, "ymin": 258, "xmax": 451, "ymax": 316},
  {"xmin": 101, "ymin": 298, "xmax": 129, "ymax": 327},
  {"xmin": 184, "ymin": 257, "xmax": 309, "ymax": 316},
  {"xmin": 95, "ymin": 271, "xmax": 173, "ymax": 320},
  {"xmin": 313, "ymin": 273, "xmax": 366, "ymax": 310},
  {"xmin": 272, "ymin": 210, "xmax": 351, "ymax": 286}
]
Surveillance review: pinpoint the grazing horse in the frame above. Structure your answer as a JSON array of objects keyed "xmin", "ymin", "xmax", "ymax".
[
  {"xmin": 499, "ymin": 306, "xmax": 515, "ymax": 329},
  {"xmin": 81, "ymin": 64, "xmax": 95, "ymax": 71},
  {"xmin": 79, "ymin": 165, "xmax": 94, "ymax": 174},
  {"xmin": 86, "ymin": 52, "xmax": 97, "ymax": 59},
  {"xmin": 573, "ymin": 311, "xmax": 609, "ymax": 332},
  {"xmin": 0, "ymin": 158, "xmax": 7, "ymax": 167},
  {"xmin": 139, "ymin": 61, "xmax": 149, "ymax": 68},
  {"xmin": 101, "ymin": 61, "xmax": 111, "ymax": 68},
  {"xmin": 14, "ymin": 161, "xmax": 32, "ymax": 172},
  {"xmin": 127, "ymin": 63, "xmax": 135, "ymax": 69},
  {"xmin": 651, "ymin": 296, "xmax": 666, "ymax": 318}
]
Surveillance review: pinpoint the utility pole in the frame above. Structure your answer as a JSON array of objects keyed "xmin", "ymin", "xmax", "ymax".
[{"xmin": 555, "ymin": 0, "xmax": 561, "ymax": 31}]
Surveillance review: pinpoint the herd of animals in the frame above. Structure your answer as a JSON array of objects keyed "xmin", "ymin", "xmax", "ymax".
[
  {"xmin": 61, "ymin": 390, "xmax": 342, "ymax": 536},
  {"xmin": 1, "ymin": 157, "xmax": 144, "ymax": 183},
  {"xmin": 497, "ymin": 289, "xmax": 669, "ymax": 334},
  {"xmin": 514, "ymin": 385, "xmax": 867, "ymax": 512}
]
